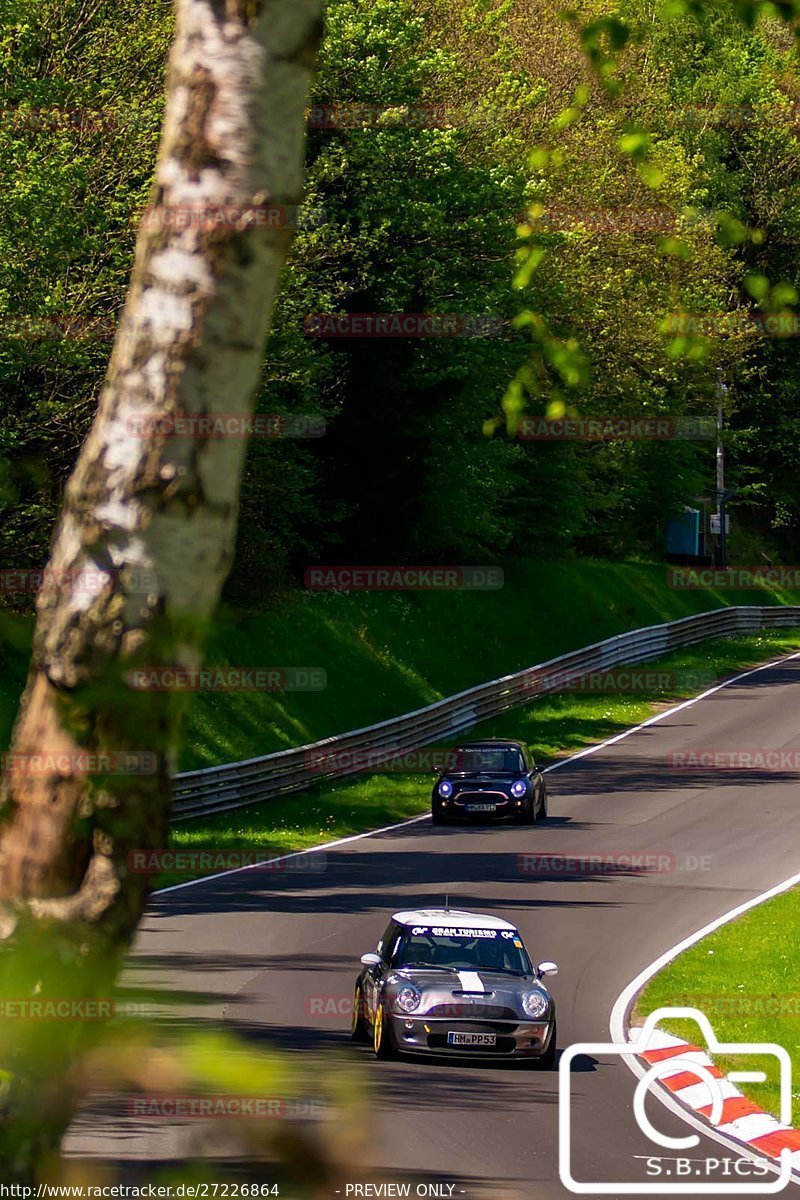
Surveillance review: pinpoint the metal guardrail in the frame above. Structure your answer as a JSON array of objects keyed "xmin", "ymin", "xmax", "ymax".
[{"xmin": 172, "ymin": 605, "xmax": 800, "ymax": 820}]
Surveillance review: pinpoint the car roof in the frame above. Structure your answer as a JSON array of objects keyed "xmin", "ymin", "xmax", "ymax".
[{"xmin": 392, "ymin": 908, "xmax": 517, "ymax": 931}]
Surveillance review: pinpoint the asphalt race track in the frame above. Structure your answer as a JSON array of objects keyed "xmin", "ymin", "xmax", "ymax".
[{"xmin": 66, "ymin": 656, "xmax": 800, "ymax": 1197}]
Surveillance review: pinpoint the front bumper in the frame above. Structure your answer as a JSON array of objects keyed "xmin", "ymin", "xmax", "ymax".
[
  {"xmin": 434, "ymin": 794, "xmax": 527, "ymax": 821},
  {"xmin": 387, "ymin": 1014, "xmax": 554, "ymax": 1059}
]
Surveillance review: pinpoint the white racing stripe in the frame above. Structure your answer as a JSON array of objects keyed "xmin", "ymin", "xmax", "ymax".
[{"xmin": 457, "ymin": 972, "xmax": 485, "ymax": 993}]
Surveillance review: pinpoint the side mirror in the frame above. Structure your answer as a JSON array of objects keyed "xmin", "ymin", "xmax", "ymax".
[
  {"xmin": 360, "ymin": 953, "xmax": 382, "ymax": 968},
  {"xmin": 537, "ymin": 960, "xmax": 558, "ymax": 977},
  {"xmin": 432, "ymin": 765, "xmax": 442, "ymax": 775}
]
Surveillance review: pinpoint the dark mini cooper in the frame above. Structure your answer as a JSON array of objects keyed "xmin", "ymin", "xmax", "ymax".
[
  {"xmin": 351, "ymin": 908, "xmax": 558, "ymax": 1066},
  {"xmin": 431, "ymin": 739, "xmax": 547, "ymax": 824}
]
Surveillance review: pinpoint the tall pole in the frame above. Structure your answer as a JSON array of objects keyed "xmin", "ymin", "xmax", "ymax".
[{"xmin": 716, "ymin": 369, "xmax": 727, "ymax": 568}]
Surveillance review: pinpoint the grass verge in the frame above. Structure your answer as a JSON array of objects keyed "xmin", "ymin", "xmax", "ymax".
[
  {"xmin": 635, "ymin": 882, "xmax": 800, "ymax": 1126},
  {"xmin": 177, "ymin": 563, "xmax": 800, "ymax": 771},
  {"xmin": 3, "ymin": 560, "xmax": 798, "ymax": 769},
  {"xmin": 162, "ymin": 629, "xmax": 800, "ymax": 890}
]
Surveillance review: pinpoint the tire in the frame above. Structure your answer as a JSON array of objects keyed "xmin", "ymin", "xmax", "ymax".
[
  {"xmin": 351, "ymin": 981, "xmax": 370, "ymax": 1043},
  {"xmin": 518, "ymin": 795, "xmax": 536, "ymax": 825},
  {"xmin": 538, "ymin": 784, "xmax": 548, "ymax": 820},
  {"xmin": 432, "ymin": 808, "xmax": 449, "ymax": 825},
  {"xmin": 373, "ymin": 1001, "xmax": 397, "ymax": 1060},
  {"xmin": 536, "ymin": 1020, "xmax": 557, "ymax": 1069}
]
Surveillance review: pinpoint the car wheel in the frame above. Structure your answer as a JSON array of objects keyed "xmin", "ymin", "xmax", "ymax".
[
  {"xmin": 431, "ymin": 808, "xmax": 448, "ymax": 825},
  {"xmin": 535, "ymin": 1020, "xmax": 557, "ymax": 1069},
  {"xmin": 351, "ymin": 981, "xmax": 370, "ymax": 1043},
  {"xmin": 373, "ymin": 1001, "xmax": 397, "ymax": 1060},
  {"xmin": 518, "ymin": 796, "xmax": 536, "ymax": 825},
  {"xmin": 538, "ymin": 784, "xmax": 548, "ymax": 820}
]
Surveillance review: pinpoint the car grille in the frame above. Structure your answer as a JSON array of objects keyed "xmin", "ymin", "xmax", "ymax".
[
  {"xmin": 426, "ymin": 1003, "xmax": 515, "ymax": 1020},
  {"xmin": 455, "ymin": 791, "xmax": 508, "ymax": 804}
]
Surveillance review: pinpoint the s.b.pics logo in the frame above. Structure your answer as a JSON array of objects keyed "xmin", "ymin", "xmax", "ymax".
[{"xmin": 559, "ymin": 1007, "xmax": 794, "ymax": 1194}]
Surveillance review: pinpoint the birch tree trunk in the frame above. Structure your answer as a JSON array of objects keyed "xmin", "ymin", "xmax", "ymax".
[{"xmin": 0, "ymin": 0, "xmax": 321, "ymax": 1178}]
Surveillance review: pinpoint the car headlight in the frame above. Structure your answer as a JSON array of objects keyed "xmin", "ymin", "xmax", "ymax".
[
  {"xmin": 395, "ymin": 984, "xmax": 422, "ymax": 1013},
  {"xmin": 438, "ymin": 779, "xmax": 453, "ymax": 798},
  {"xmin": 510, "ymin": 779, "xmax": 528, "ymax": 798},
  {"xmin": 521, "ymin": 989, "xmax": 549, "ymax": 1019}
]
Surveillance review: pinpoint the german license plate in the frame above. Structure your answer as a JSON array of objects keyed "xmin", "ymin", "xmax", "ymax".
[
  {"xmin": 465, "ymin": 803, "xmax": 496, "ymax": 812},
  {"xmin": 447, "ymin": 1031, "xmax": 496, "ymax": 1046}
]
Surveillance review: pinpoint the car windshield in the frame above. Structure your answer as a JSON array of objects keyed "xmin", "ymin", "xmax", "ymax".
[
  {"xmin": 452, "ymin": 746, "xmax": 524, "ymax": 773},
  {"xmin": 392, "ymin": 925, "xmax": 533, "ymax": 974}
]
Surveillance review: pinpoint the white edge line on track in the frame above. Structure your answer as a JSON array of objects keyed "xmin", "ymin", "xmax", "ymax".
[
  {"xmin": 155, "ymin": 646, "xmax": 800, "ymax": 896},
  {"xmin": 609, "ymin": 840, "xmax": 800, "ymax": 1177}
]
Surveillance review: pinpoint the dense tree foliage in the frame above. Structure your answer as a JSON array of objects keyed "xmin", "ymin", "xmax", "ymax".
[{"xmin": 1, "ymin": 0, "xmax": 798, "ymax": 598}]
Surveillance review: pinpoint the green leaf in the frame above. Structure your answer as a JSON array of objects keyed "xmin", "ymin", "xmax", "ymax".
[
  {"xmin": 771, "ymin": 282, "xmax": 799, "ymax": 308},
  {"xmin": 512, "ymin": 246, "xmax": 547, "ymax": 290},
  {"xmin": 658, "ymin": 236, "xmax": 690, "ymax": 258},
  {"xmin": 716, "ymin": 212, "xmax": 749, "ymax": 246},
  {"xmin": 743, "ymin": 274, "xmax": 770, "ymax": 301},
  {"xmin": 618, "ymin": 131, "xmax": 650, "ymax": 157},
  {"xmin": 554, "ymin": 106, "xmax": 583, "ymax": 130}
]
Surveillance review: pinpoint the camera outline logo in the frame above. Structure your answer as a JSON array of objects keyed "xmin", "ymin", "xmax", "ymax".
[{"xmin": 558, "ymin": 1006, "xmax": 794, "ymax": 1194}]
